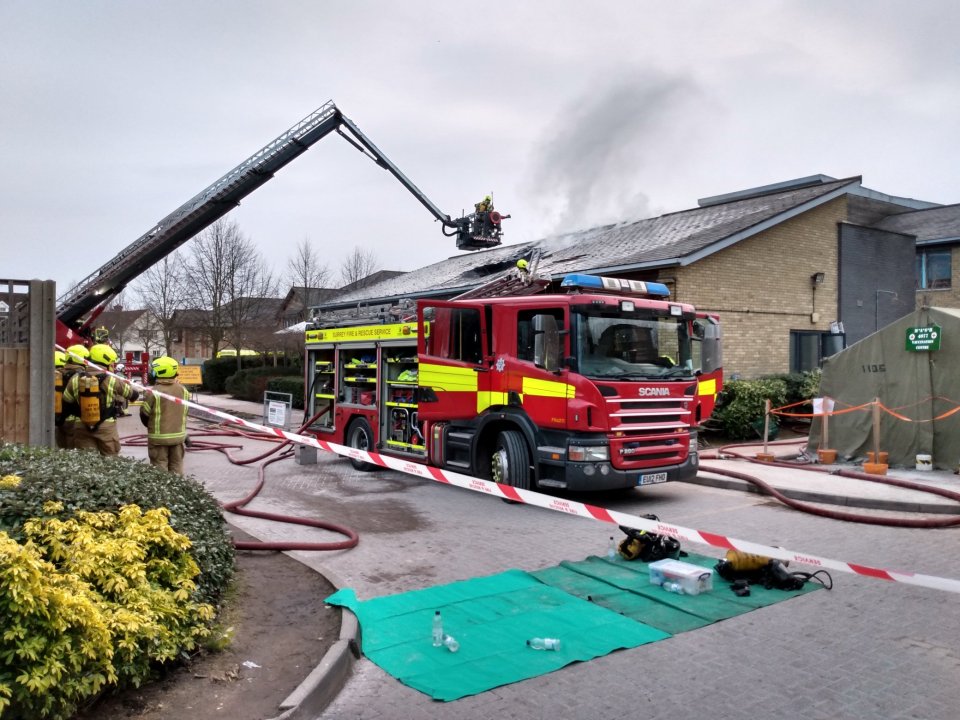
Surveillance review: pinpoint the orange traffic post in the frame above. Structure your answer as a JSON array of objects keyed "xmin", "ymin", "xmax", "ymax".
[
  {"xmin": 817, "ymin": 396, "xmax": 837, "ymax": 464},
  {"xmin": 756, "ymin": 398, "xmax": 775, "ymax": 462},
  {"xmin": 863, "ymin": 398, "xmax": 888, "ymax": 475}
]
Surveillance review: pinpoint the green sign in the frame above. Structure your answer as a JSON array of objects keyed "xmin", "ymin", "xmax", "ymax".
[{"xmin": 906, "ymin": 325, "xmax": 941, "ymax": 352}]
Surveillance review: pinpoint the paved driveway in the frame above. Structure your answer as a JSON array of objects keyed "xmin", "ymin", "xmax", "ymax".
[{"xmin": 143, "ymin": 425, "xmax": 959, "ymax": 720}]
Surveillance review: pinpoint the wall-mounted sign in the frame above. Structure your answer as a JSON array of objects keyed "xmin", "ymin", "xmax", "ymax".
[{"xmin": 905, "ymin": 325, "xmax": 941, "ymax": 352}]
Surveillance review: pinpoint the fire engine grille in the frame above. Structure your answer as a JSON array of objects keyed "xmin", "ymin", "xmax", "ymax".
[
  {"xmin": 605, "ymin": 396, "xmax": 692, "ymax": 469},
  {"xmin": 606, "ymin": 396, "xmax": 691, "ymax": 432}
]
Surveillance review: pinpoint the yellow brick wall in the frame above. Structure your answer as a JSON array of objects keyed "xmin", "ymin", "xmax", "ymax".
[{"xmin": 657, "ymin": 197, "xmax": 846, "ymax": 378}]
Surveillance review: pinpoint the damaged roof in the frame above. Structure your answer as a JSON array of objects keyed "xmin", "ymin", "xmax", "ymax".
[{"xmin": 319, "ymin": 175, "xmax": 863, "ymax": 310}]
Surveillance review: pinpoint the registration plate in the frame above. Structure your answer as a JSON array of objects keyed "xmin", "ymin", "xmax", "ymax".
[{"xmin": 638, "ymin": 472, "xmax": 668, "ymax": 486}]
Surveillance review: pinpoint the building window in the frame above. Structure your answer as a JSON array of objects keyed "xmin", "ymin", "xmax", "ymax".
[{"xmin": 916, "ymin": 248, "xmax": 951, "ymax": 289}]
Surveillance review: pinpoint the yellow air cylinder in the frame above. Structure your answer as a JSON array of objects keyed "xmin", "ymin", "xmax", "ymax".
[
  {"xmin": 79, "ymin": 375, "xmax": 102, "ymax": 426},
  {"xmin": 54, "ymin": 372, "xmax": 63, "ymax": 416}
]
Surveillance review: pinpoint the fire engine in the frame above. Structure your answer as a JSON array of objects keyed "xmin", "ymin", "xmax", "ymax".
[{"xmin": 304, "ymin": 268, "xmax": 722, "ymax": 492}]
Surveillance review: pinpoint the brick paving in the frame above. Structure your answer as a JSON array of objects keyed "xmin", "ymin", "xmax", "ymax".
[{"xmin": 118, "ymin": 406, "xmax": 960, "ymax": 720}]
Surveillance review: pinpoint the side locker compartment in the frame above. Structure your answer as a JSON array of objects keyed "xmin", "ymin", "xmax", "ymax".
[
  {"xmin": 340, "ymin": 344, "xmax": 378, "ymax": 407},
  {"xmin": 307, "ymin": 344, "xmax": 336, "ymax": 432},
  {"xmin": 382, "ymin": 341, "xmax": 425, "ymax": 455}
]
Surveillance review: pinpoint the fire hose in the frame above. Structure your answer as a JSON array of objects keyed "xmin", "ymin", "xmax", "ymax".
[
  {"xmin": 124, "ymin": 410, "xmax": 359, "ymax": 551},
  {"xmin": 699, "ymin": 439, "xmax": 960, "ymax": 528}
]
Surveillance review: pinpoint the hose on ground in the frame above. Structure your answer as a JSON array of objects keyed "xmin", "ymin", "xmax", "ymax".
[
  {"xmin": 124, "ymin": 410, "xmax": 359, "ymax": 551},
  {"xmin": 699, "ymin": 439, "xmax": 960, "ymax": 528}
]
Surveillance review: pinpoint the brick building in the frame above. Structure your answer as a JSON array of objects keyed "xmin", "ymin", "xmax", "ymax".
[{"xmin": 315, "ymin": 175, "xmax": 957, "ymax": 379}]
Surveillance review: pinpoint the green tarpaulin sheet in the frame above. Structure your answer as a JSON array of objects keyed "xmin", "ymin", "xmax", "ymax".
[
  {"xmin": 325, "ymin": 555, "xmax": 821, "ymax": 701},
  {"xmin": 531, "ymin": 553, "xmax": 822, "ymax": 635}
]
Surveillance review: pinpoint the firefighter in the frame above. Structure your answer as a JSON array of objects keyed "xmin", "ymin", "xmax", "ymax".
[
  {"xmin": 63, "ymin": 343, "xmax": 139, "ymax": 457},
  {"xmin": 54, "ymin": 350, "xmax": 68, "ymax": 448},
  {"xmin": 515, "ymin": 258, "xmax": 530, "ymax": 281},
  {"xmin": 92, "ymin": 325, "xmax": 110, "ymax": 344},
  {"xmin": 474, "ymin": 194, "xmax": 495, "ymax": 237},
  {"xmin": 474, "ymin": 194, "xmax": 493, "ymax": 214},
  {"xmin": 58, "ymin": 344, "xmax": 90, "ymax": 449},
  {"xmin": 139, "ymin": 356, "xmax": 191, "ymax": 474}
]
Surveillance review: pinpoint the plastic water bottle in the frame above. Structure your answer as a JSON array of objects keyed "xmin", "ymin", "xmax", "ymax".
[
  {"xmin": 607, "ymin": 536, "xmax": 617, "ymax": 559},
  {"xmin": 527, "ymin": 637, "xmax": 561, "ymax": 651},
  {"xmin": 662, "ymin": 581, "xmax": 685, "ymax": 595},
  {"xmin": 432, "ymin": 611, "xmax": 444, "ymax": 647},
  {"xmin": 443, "ymin": 634, "xmax": 460, "ymax": 653}
]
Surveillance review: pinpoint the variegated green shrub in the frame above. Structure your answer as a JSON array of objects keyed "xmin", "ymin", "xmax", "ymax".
[{"xmin": 0, "ymin": 504, "xmax": 216, "ymax": 719}]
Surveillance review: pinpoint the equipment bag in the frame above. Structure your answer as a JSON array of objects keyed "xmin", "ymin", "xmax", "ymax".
[{"xmin": 617, "ymin": 515, "xmax": 682, "ymax": 562}]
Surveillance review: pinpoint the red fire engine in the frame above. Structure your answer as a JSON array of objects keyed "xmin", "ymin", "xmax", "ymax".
[{"xmin": 304, "ymin": 272, "xmax": 722, "ymax": 492}]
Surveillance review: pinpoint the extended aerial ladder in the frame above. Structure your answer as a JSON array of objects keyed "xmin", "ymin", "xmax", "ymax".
[{"xmin": 55, "ymin": 101, "xmax": 507, "ymax": 345}]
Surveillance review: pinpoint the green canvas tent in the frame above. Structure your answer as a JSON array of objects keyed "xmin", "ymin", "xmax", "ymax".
[{"xmin": 809, "ymin": 307, "xmax": 960, "ymax": 470}]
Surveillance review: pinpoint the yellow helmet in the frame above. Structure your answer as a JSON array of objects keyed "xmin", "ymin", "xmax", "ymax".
[
  {"xmin": 151, "ymin": 356, "xmax": 179, "ymax": 379},
  {"xmin": 89, "ymin": 343, "xmax": 118, "ymax": 366},
  {"xmin": 65, "ymin": 344, "xmax": 90, "ymax": 363},
  {"xmin": 55, "ymin": 350, "xmax": 67, "ymax": 368},
  {"xmin": 517, "ymin": 259, "xmax": 528, "ymax": 270}
]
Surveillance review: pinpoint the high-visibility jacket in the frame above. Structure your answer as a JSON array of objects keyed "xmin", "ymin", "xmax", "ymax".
[{"xmin": 139, "ymin": 378, "xmax": 191, "ymax": 445}]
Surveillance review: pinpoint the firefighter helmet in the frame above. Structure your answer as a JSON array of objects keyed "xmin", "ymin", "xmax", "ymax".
[
  {"xmin": 151, "ymin": 356, "xmax": 179, "ymax": 379},
  {"xmin": 55, "ymin": 350, "xmax": 67, "ymax": 368},
  {"xmin": 517, "ymin": 259, "xmax": 528, "ymax": 271},
  {"xmin": 89, "ymin": 344, "xmax": 118, "ymax": 366},
  {"xmin": 65, "ymin": 344, "xmax": 90, "ymax": 363}
]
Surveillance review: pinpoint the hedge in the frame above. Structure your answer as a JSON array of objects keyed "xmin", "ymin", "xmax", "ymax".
[
  {"xmin": 0, "ymin": 444, "xmax": 234, "ymax": 605},
  {"xmin": 267, "ymin": 376, "xmax": 305, "ymax": 410},
  {"xmin": 710, "ymin": 371, "xmax": 821, "ymax": 440},
  {"xmin": 224, "ymin": 366, "xmax": 301, "ymax": 403},
  {"xmin": 201, "ymin": 356, "xmax": 264, "ymax": 393}
]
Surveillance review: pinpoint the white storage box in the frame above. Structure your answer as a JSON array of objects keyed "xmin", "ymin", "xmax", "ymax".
[{"xmin": 648, "ymin": 559, "xmax": 714, "ymax": 595}]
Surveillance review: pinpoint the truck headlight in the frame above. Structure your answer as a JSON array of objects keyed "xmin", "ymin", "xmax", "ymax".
[{"xmin": 568, "ymin": 445, "xmax": 610, "ymax": 462}]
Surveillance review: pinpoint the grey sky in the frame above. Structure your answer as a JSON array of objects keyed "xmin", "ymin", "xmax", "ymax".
[{"xmin": 2, "ymin": 1, "xmax": 958, "ymax": 299}]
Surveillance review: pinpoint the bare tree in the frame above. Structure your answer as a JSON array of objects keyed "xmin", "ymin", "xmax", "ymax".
[
  {"xmin": 133, "ymin": 253, "xmax": 187, "ymax": 355},
  {"xmin": 181, "ymin": 219, "xmax": 279, "ymax": 364},
  {"xmin": 339, "ymin": 246, "xmax": 380, "ymax": 288},
  {"xmin": 287, "ymin": 236, "xmax": 331, "ymax": 312}
]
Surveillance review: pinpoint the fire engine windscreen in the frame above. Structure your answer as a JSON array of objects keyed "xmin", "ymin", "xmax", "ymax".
[{"xmin": 574, "ymin": 311, "xmax": 695, "ymax": 379}]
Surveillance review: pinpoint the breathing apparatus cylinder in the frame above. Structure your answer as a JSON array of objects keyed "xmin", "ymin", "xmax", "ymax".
[
  {"xmin": 79, "ymin": 374, "xmax": 102, "ymax": 427},
  {"xmin": 54, "ymin": 371, "xmax": 63, "ymax": 418},
  {"xmin": 724, "ymin": 550, "xmax": 782, "ymax": 572}
]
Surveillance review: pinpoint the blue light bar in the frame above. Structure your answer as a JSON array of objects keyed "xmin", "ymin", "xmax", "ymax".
[{"xmin": 561, "ymin": 274, "xmax": 670, "ymax": 298}]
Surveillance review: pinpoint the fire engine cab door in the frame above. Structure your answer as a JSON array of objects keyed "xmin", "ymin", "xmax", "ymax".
[{"xmin": 417, "ymin": 301, "xmax": 490, "ymax": 423}]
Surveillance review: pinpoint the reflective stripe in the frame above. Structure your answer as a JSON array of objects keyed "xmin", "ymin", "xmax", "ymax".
[
  {"xmin": 419, "ymin": 363, "xmax": 478, "ymax": 392},
  {"xmin": 522, "ymin": 377, "xmax": 575, "ymax": 399},
  {"xmin": 698, "ymin": 378, "xmax": 717, "ymax": 396},
  {"xmin": 476, "ymin": 391, "xmax": 512, "ymax": 413}
]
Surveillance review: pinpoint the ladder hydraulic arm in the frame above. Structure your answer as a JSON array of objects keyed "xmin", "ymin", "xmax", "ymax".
[{"xmin": 56, "ymin": 101, "xmax": 502, "ymax": 341}]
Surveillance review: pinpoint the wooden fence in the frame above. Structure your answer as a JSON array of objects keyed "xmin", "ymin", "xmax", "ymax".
[{"xmin": 0, "ymin": 279, "xmax": 56, "ymax": 447}]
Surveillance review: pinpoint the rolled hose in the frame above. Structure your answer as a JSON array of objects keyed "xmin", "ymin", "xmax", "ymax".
[
  {"xmin": 125, "ymin": 410, "xmax": 359, "ymax": 551},
  {"xmin": 699, "ymin": 439, "xmax": 960, "ymax": 528}
]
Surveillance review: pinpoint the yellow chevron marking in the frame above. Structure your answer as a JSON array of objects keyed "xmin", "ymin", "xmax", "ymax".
[{"xmin": 522, "ymin": 377, "xmax": 575, "ymax": 399}]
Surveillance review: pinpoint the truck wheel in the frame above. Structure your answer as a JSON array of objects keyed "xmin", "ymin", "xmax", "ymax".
[
  {"xmin": 490, "ymin": 430, "xmax": 531, "ymax": 490},
  {"xmin": 347, "ymin": 418, "xmax": 376, "ymax": 471}
]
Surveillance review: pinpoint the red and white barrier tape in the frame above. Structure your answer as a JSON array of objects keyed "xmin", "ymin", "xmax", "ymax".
[{"xmin": 62, "ymin": 349, "xmax": 960, "ymax": 595}]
